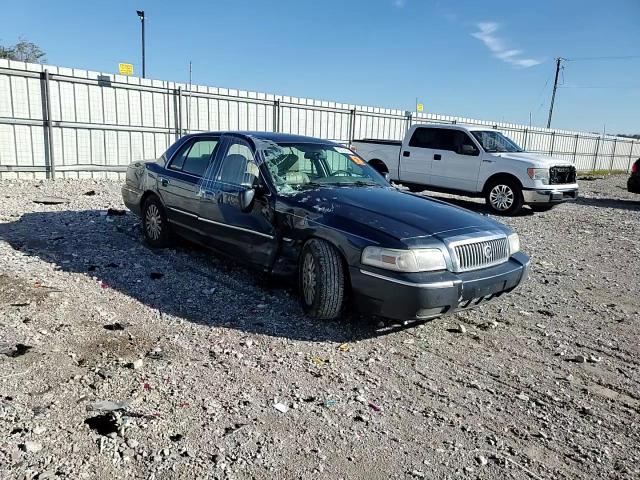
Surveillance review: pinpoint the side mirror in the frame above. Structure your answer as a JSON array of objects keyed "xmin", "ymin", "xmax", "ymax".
[
  {"xmin": 238, "ymin": 188, "xmax": 256, "ymax": 213},
  {"xmin": 458, "ymin": 144, "xmax": 478, "ymax": 156}
]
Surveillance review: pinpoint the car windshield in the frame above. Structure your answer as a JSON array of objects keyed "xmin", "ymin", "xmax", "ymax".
[
  {"xmin": 257, "ymin": 141, "xmax": 389, "ymax": 193},
  {"xmin": 471, "ymin": 131, "xmax": 524, "ymax": 153}
]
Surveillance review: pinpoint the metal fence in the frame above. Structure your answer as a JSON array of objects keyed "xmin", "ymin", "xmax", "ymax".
[{"xmin": 0, "ymin": 59, "xmax": 638, "ymax": 179}]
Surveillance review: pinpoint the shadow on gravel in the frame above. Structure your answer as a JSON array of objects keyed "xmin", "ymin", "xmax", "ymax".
[
  {"xmin": 0, "ymin": 210, "xmax": 413, "ymax": 343},
  {"xmin": 419, "ymin": 193, "xmax": 535, "ymax": 217},
  {"xmin": 576, "ymin": 196, "xmax": 640, "ymax": 211}
]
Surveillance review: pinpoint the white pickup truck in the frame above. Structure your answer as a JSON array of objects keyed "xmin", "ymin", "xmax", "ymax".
[{"xmin": 352, "ymin": 124, "xmax": 579, "ymax": 215}]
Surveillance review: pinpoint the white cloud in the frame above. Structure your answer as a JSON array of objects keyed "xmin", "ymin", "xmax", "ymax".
[{"xmin": 471, "ymin": 22, "xmax": 542, "ymax": 68}]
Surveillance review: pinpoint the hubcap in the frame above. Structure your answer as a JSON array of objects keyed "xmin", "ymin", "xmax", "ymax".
[
  {"xmin": 489, "ymin": 185, "xmax": 514, "ymax": 211},
  {"xmin": 302, "ymin": 253, "xmax": 316, "ymax": 306},
  {"xmin": 145, "ymin": 204, "xmax": 162, "ymax": 240}
]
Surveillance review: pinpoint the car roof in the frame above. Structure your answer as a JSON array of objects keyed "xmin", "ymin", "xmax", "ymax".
[{"xmin": 186, "ymin": 131, "xmax": 341, "ymax": 145}]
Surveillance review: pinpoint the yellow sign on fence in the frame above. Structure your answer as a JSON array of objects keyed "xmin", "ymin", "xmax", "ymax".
[
  {"xmin": 118, "ymin": 63, "xmax": 134, "ymax": 76},
  {"xmin": 416, "ymin": 103, "xmax": 424, "ymax": 112}
]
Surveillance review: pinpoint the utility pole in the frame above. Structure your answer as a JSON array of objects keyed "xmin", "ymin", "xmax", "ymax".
[
  {"xmin": 136, "ymin": 10, "xmax": 146, "ymax": 78},
  {"xmin": 187, "ymin": 61, "xmax": 192, "ymax": 132},
  {"xmin": 546, "ymin": 57, "xmax": 563, "ymax": 128}
]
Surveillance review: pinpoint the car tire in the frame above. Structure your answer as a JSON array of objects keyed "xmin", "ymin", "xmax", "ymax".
[
  {"xmin": 299, "ymin": 239, "xmax": 345, "ymax": 320},
  {"xmin": 529, "ymin": 204, "xmax": 556, "ymax": 213},
  {"xmin": 485, "ymin": 178, "xmax": 524, "ymax": 215},
  {"xmin": 142, "ymin": 195, "xmax": 172, "ymax": 248}
]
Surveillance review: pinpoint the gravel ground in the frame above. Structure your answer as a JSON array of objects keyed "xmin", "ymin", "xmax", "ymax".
[{"xmin": 0, "ymin": 175, "xmax": 638, "ymax": 480}]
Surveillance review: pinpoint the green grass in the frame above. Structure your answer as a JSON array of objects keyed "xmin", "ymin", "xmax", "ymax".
[{"xmin": 577, "ymin": 169, "xmax": 628, "ymax": 176}]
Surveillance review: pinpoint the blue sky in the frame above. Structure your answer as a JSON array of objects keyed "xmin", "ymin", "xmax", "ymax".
[{"xmin": 2, "ymin": 0, "xmax": 639, "ymax": 134}]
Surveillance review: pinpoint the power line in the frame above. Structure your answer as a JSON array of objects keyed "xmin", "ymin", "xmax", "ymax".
[
  {"xmin": 565, "ymin": 55, "xmax": 640, "ymax": 61},
  {"xmin": 559, "ymin": 85, "xmax": 638, "ymax": 89}
]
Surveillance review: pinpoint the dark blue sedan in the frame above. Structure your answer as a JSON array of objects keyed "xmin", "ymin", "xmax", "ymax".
[{"xmin": 122, "ymin": 131, "xmax": 529, "ymax": 321}]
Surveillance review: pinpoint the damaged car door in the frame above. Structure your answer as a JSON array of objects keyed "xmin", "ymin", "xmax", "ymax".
[
  {"xmin": 159, "ymin": 136, "xmax": 220, "ymax": 231},
  {"xmin": 197, "ymin": 136, "xmax": 278, "ymax": 269}
]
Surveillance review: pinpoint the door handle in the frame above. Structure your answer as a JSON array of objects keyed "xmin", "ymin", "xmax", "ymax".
[
  {"xmin": 160, "ymin": 178, "xmax": 169, "ymax": 187},
  {"xmin": 402, "ymin": 151, "xmax": 410, "ymax": 157},
  {"xmin": 433, "ymin": 154, "xmax": 441, "ymax": 160},
  {"xmin": 482, "ymin": 159, "xmax": 495, "ymax": 163}
]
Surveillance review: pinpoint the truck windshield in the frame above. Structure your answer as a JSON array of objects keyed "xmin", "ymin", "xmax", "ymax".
[
  {"xmin": 471, "ymin": 131, "xmax": 524, "ymax": 153},
  {"xmin": 258, "ymin": 142, "xmax": 389, "ymax": 193}
]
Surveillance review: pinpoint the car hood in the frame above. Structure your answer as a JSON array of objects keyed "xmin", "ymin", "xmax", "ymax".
[
  {"xmin": 281, "ymin": 186, "xmax": 505, "ymax": 242},
  {"xmin": 494, "ymin": 152, "xmax": 575, "ymax": 168}
]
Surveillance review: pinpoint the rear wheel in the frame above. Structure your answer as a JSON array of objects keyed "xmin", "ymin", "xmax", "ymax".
[
  {"xmin": 142, "ymin": 196, "xmax": 173, "ymax": 248},
  {"xmin": 299, "ymin": 239, "xmax": 345, "ymax": 320},
  {"xmin": 485, "ymin": 178, "xmax": 523, "ymax": 215}
]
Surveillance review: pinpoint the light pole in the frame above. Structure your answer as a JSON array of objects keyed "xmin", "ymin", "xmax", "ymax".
[{"xmin": 136, "ymin": 10, "xmax": 145, "ymax": 78}]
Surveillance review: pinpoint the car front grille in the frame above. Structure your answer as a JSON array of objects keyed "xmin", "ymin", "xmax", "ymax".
[
  {"xmin": 453, "ymin": 237, "xmax": 509, "ymax": 272},
  {"xmin": 550, "ymin": 166, "xmax": 576, "ymax": 185}
]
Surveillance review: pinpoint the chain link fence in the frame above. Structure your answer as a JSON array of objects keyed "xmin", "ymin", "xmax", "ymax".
[{"xmin": 0, "ymin": 59, "xmax": 638, "ymax": 179}]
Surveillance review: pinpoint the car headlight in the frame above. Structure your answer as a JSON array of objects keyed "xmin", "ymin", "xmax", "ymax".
[
  {"xmin": 507, "ymin": 233, "xmax": 520, "ymax": 255},
  {"xmin": 527, "ymin": 168, "xmax": 549, "ymax": 185},
  {"xmin": 361, "ymin": 247, "xmax": 446, "ymax": 272}
]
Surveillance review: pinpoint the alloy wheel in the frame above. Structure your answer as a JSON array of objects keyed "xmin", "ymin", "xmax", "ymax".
[
  {"xmin": 302, "ymin": 252, "xmax": 316, "ymax": 306},
  {"xmin": 489, "ymin": 184, "xmax": 514, "ymax": 211},
  {"xmin": 145, "ymin": 204, "xmax": 162, "ymax": 240}
]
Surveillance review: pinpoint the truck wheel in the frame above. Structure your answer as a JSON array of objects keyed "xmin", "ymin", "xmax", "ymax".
[
  {"xmin": 299, "ymin": 239, "xmax": 345, "ymax": 320},
  {"xmin": 485, "ymin": 178, "xmax": 523, "ymax": 215},
  {"xmin": 142, "ymin": 195, "xmax": 173, "ymax": 248}
]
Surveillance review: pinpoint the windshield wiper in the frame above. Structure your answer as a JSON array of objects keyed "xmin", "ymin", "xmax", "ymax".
[
  {"xmin": 325, "ymin": 180, "xmax": 380, "ymax": 187},
  {"xmin": 294, "ymin": 181, "xmax": 324, "ymax": 189},
  {"xmin": 351, "ymin": 180, "xmax": 380, "ymax": 187}
]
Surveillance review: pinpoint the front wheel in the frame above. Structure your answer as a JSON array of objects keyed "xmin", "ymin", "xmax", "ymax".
[
  {"xmin": 485, "ymin": 179, "xmax": 523, "ymax": 215},
  {"xmin": 299, "ymin": 239, "xmax": 346, "ymax": 320}
]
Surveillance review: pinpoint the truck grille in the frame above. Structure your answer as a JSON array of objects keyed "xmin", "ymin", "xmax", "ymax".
[
  {"xmin": 453, "ymin": 237, "xmax": 509, "ymax": 272},
  {"xmin": 550, "ymin": 166, "xmax": 576, "ymax": 185}
]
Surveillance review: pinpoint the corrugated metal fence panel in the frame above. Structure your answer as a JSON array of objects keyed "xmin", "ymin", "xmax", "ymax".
[{"xmin": 0, "ymin": 59, "xmax": 637, "ymax": 179}]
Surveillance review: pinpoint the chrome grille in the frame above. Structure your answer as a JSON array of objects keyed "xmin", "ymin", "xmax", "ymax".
[{"xmin": 453, "ymin": 237, "xmax": 509, "ymax": 272}]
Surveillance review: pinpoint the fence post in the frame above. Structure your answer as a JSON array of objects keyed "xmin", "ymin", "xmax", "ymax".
[
  {"xmin": 609, "ymin": 138, "xmax": 617, "ymax": 171},
  {"xmin": 177, "ymin": 87, "xmax": 183, "ymax": 136},
  {"xmin": 273, "ymin": 100, "xmax": 280, "ymax": 132},
  {"xmin": 592, "ymin": 136, "xmax": 601, "ymax": 170},
  {"xmin": 572, "ymin": 134, "xmax": 578, "ymax": 163},
  {"xmin": 549, "ymin": 131, "xmax": 555, "ymax": 156},
  {"xmin": 347, "ymin": 108, "xmax": 356, "ymax": 144},
  {"xmin": 173, "ymin": 88, "xmax": 181, "ymax": 140},
  {"xmin": 404, "ymin": 111, "xmax": 413, "ymax": 137},
  {"xmin": 523, "ymin": 128, "xmax": 528, "ymax": 150},
  {"xmin": 41, "ymin": 69, "xmax": 55, "ymax": 180},
  {"xmin": 628, "ymin": 140, "xmax": 636, "ymax": 172}
]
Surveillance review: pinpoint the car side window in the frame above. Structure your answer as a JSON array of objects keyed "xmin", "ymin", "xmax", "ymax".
[
  {"xmin": 431, "ymin": 129, "xmax": 459, "ymax": 151},
  {"xmin": 453, "ymin": 131, "xmax": 479, "ymax": 156},
  {"xmin": 181, "ymin": 139, "xmax": 219, "ymax": 177},
  {"xmin": 215, "ymin": 139, "xmax": 260, "ymax": 188},
  {"xmin": 168, "ymin": 140, "xmax": 193, "ymax": 171},
  {"xmin": 409, "ymin": 127, "xmax": 436, "ymax": 148}
]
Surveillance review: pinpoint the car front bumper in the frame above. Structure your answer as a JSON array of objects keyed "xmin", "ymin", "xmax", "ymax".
[
  {"xmin": 350, "ymin": 251, "xmax": 530, "ymax": 321},
  {"xmin": 522, "ymin": 187, "xmax": 578, "ymax": 204}
]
